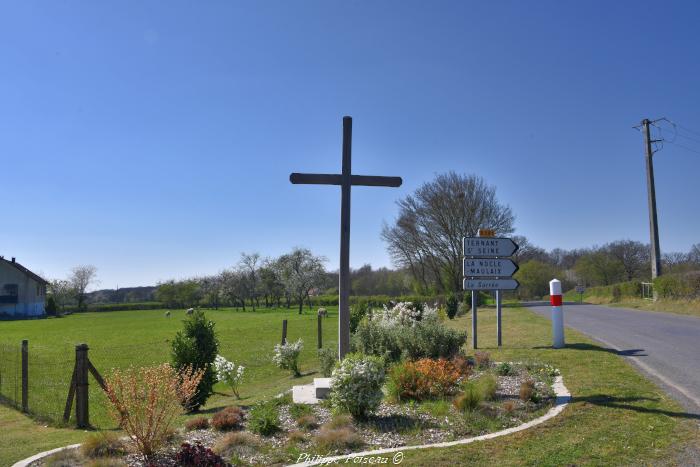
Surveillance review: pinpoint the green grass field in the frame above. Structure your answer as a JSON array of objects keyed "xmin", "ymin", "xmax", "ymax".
[
  {"xmin": 0, "ymin": 307, "xmax": 338, "ymax": 429},
  {"xmin": 1, "ymin": 305, "xmax": 698, "ymax": 466}
]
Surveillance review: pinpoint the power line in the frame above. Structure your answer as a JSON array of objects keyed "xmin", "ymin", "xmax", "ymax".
[{"xmin": 665, "ymin": 139, "xmax": 700, "ymax": 155}]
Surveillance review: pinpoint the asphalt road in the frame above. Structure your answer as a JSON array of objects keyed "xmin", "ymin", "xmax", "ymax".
[{"xmin": 526, "ymin": 302, "xmax": 700, "ymax": 416}]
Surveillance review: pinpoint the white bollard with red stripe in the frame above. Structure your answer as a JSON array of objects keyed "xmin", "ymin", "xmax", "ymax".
[{"xmin": 549, "ymin": 279, "xmax": 565, "ymax": 348}]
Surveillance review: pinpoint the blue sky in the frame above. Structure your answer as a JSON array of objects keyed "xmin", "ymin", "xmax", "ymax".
[{"xmin": 2, "ymin": 1, "xmax": 699, "ymax": 289}]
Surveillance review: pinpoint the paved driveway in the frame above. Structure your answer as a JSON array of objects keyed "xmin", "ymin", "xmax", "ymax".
[{"xmin": 525, "ymin": 302, "xmax": 700, "ymax": 416}]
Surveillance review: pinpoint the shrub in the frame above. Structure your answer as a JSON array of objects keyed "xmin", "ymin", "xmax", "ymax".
[
  {"xmin": 477, "ymin": 374, "xmax": 498, "ymax": 401},
  {"xmin": 211, "ymin": 406, "xmax": 244, "ymax": 431},
  {"xmin": 611, "ymin": 285, "xmax": 622, "ymax": 302},
  {"xmin": 474, "ymin": 351, "xmax": 491, "ymax": 369},
  {"xmin": 104, "ymin": 364, "xmax": 203, "ymax": 460},
  {"xmin": 495, "ymin": 362, "xmax": 514, "ymax": 376},
  {"xmin": 212, "ymin": 432, "xmax": 259, "ymax": 458},
  {"xmin": 502, "ymin": 400, "xmax": 516, "ymax": 414},
  {"xmin": 453, "ymin": 382, "xmax": 483, "ymax": 413},
  {"xmin": 45, "ymin": 296, "xmax": 58, "ymax": 316},
  {"xmin": 456, "ymin": 301, "xmax": 469, "ymax": 317},
  {"xmin": 289, "ymin": 402, "xmax": 313, "ymax": 420},
  {"xmin": 326, "ymin": 413, "xmax": 354, "ymax": 430},
  {"xmin": 288, "ymin": 430, "xmax": 307, "ymax": 444},
  {"xmin": 297, "ymin": 414, "xmax": 319, "ymax": 430},
  {"xmin": 330, "ymin": 354, "xmax": 385, "ymax": 419},
  {"xmin": 272, "ymin": 338, "xmax": 303, "ymax": 376},
  {"xmin": 81, "ymin": 432, "xmax": 126, "ymax": 458},
  {"xmin": 213, "ymin": 355, "xmax": 245, "ymax": 398},
  {"xmin": 318, "ymin": 347, "xmax": 337, "ymax": 377},
  {"xmin": 171, "ymin": 310, "xmax": 219, "ymax": 411},
  {"xmin": 451, "ymin": 354, "xmax": 473, "ymax": 376},
  {"xmin": 185, "ymin": 417, "xmax": 210, "ymax": 431},
  {"xmin": 314, "ymin": 426, "xmax": 364, "ymax": 452},
  {"xmin": 519, "ymin": 379, "xmax": 537, "ymax": 402},
  {"xmin": 446, "ymin": 293, "xmax": 459, "ymax": 319},
  {"xmin": 387, "ymin": 358, "xmax": 462, "ymax": 401},
  {"xmin": 248, "ymin": 401, "xmax": 281, "ymax": 436},
  {"xmin": 175, "ymin": 442, "xmax": 226, "ymax": 467},
  {"xmin": 350, "ymin": 299, "xmax": 371, "ymax": 332},
  {"xmin": 44, "ymin": 450, "xmax": 84, "ymax": 467},
  {"xmin": 352, "ymin": 316, "xmax": 466, "ymax": 363}
]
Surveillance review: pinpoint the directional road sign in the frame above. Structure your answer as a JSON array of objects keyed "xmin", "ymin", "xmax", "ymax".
[
  {"xmin": 463, "ymin": 258, "xmax": 519, "ymax": 278},
  {"xmin": 463, "ymin": 278, "xmax": 519, "ymax": 291},
  {"xmin": 463, "ymin": 237, "xmax": 519, "ymax": 257}
]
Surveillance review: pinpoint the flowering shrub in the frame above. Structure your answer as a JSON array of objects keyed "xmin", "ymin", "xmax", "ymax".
[
  {"xmin": 104, "ymin": 364, "xmax": 203, "ymax": 460},
  {"xmin": 330, "ymin": 353, "xmax": 385, "ymax": 419},
  {"xmin": 376, "ymin": 302, "xmax": 438, "ymax": 327},
  {"xmin": 387, "ymin": 358, "xmax": 463, "ymax": 401},
  {"xmin": 213, "ymin": 355, "xmax": 245, "ymax": 398},
  {"xmin": 273, "ymin": 338, "xmax": 304, "ymax": 376}
]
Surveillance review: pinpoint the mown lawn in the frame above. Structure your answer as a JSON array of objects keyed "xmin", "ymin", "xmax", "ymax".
[
  {"xmin": 401, "ymin": 305, "xmax": 700, "ymax": 466},
  {"xmin": 1, "ymin": 305, "xmax": 698, "ymax": 466},
  {"xmin": 0, "ymin": 306, "xmax": 338, "ymax": 460}
]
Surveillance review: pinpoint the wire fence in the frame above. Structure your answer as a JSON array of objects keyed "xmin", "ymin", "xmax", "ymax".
[{"xmin": 0, "ymin": 343, "xmax": 21, "ymax": 409}]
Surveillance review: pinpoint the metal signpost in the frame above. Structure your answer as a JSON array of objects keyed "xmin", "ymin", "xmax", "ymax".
[
  {"xmin": 463, "ymin": 232, "xmax": 519, "ymax": 348},
  {"xmin": 575, "ymin": 285, "xmax": 585, "ymax": 303}
]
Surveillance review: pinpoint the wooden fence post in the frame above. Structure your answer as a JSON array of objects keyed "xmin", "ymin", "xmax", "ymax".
[
  {"xmin": 75, "ymin": 344, "xmax": 89, "ymax": 428},
  {"xmin": 21, "ymin": 340, "xmax": 28, "ymax": 413},
  {"xmin": 317, "ymin": 315, "xmax": 322, "ymax": 349},
  {"xmin": 281, "ymin": 320, "xmax": 288, "ymax": 345}
]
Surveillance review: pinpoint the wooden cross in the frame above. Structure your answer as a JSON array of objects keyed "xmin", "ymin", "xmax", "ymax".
[{"xmin": 290, "ymin": 116, "xmax": 402, "ymax": 359}]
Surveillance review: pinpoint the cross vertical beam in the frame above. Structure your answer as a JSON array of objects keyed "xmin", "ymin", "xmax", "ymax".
[
  {"xmin": 339, "ymin": 116, "xmax": 352, "ymax": 358},
  {"xmin": 290, "ymin": 116, "xmax": 402, "ymax": 360}
]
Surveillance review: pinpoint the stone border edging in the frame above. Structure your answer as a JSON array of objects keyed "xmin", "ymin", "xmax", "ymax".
[
  {"xmin": 11, "ymin": 443, "xmax": 82, "ymax": 467},
  {"xmin": 12, "ymin": 377, "xmax": 570, "ymax": 467},
  {"xmin": 286, "ymin": 375, "xmax": 571, "ymax": 467}
]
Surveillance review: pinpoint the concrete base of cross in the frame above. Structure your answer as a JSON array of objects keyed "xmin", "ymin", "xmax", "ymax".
[{"xmin": 292, "ymin": 378, "xmax": 332, "ymax": 404}]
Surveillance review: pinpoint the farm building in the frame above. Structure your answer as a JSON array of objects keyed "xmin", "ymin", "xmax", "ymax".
[{"xmin": 0, "ymin": 256, "xmax": 47, "ymax": 317}]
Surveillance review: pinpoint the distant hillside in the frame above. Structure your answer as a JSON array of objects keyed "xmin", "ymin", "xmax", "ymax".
[{"xmin": 86, "ymin": 286, "xmax": 157, "ymax": 304}]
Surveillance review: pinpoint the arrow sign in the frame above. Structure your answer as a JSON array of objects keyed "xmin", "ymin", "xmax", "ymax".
[
  {"xmin": 463, "ymin": 258, "xmax": 518, "ymax": 278},
  {"xmin": 463, "ymin": 278, "xmax": 519, "ymax": 291},
  {"xmin": 463, "ymin": 237, "xmax": 519, "ymax": 257}
]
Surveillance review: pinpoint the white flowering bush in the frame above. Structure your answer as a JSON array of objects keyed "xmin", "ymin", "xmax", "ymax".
[
  {"xmin": 330, "ymin": 353, "xmax": 385, "ymax": 419},
  {"xmin": 376, "ymin": 302, "xmax": 438, "ymax": 328},
  {"xmin": 272, "ymin": 338, "xmax": 304, "ymax": 376},
  {"xmin": 213, "ymin": 355, "xmax": 245, "ymax": 398}
]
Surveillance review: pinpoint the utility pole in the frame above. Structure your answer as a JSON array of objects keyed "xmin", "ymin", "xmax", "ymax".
[{"xmin": 641, "ymin": 118, "xmax": 662, "ymax": 280}]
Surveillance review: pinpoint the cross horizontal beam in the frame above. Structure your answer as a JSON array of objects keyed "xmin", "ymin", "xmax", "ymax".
[{"xmin": 290, "ymin": 173, "xmax": 402, "ymax": 187}]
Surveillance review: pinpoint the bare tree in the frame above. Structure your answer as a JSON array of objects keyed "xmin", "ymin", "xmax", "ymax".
[
  {"xmin": 382, "ymin": 172, "xmax": 514, "ymax": 293},
  {"xmin": 276, "ymin": 248, "xmax": 327, "ymax": 314},
  {"xmin": 70, "ymin": 265, "xmax": 98, "ymax": 311},
  {"xmin": 605, "ymin": 240, "xmax": 650, "ymax": 281}
]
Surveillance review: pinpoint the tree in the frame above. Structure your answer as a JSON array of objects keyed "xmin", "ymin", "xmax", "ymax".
[
  {"xmin": 574, "ymin": 252, "xmax": 625, "ymax": 286},
  {"xmin": 48, "ymin": 279, "xmax": 74, "ymax": 312},
  {"xmin": 69, "ymin": 265, "xmax": 98, "ymax": 311},
  {"xmin": 199, "ymin": 275, "xmax": 223, "ymax": 309},
  {"xmin": 515, "ymin": 260, "xmax": 560, "ymax": 299},
  {"xmin": 689, "ymin": 244, "xmax": 700, "ymax": 265},
  {"xmin": 276, "ymin": 248, "xmax": 327, "ymax": 314},
  {"xmin": 259, "ymin": 260, "xmax": 284, "ymax": 307},
  {"xmin": 382, "ymin": 172, "xmax": 514, "ymax": 294},
  {"xmin": 604, "ymin": 240, "xmax": 649, "ymax": 281},
  {"xmin": 170, "ymin": 310, "xmax": 218, "ymax": 411},
  {"xmin": 238, "ymin": 253, "xmax": 261, "ymax": 310}
]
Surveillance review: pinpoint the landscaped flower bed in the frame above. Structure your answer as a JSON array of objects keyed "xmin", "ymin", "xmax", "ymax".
[{"xmin": 32, "ymin": 304, "xmax": 561, "ymax": 467}]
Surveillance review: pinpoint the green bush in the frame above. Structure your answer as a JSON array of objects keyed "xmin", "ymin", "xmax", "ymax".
[
  {"xmin": 350, "ymin": 299, "xmax": 371, "ymax": 332},
  {"xmin": 318, "ymin": 347, "xmax": 337, "ymax": 377},
  {"xmin": 495, "ymin": 362, "xmax": 515, "ymax": 376},
  {"xmin": 453, "ymin": 383, "xmax": 483, "ymax": 413},
  {"xmin": 351, "ymin": 318, "xmax": 466, "ymax": 363},
  {"xmin": 477, "ymin": 374, "xmax": 498, "ymax": 400},
  {"xmin": 45, "ymin": 296, "xmax": 57, "ymax": 316},
  {"xmin": 248, "ymin": 401, "xmax": 280, "ymax": 436},
  {"xmin": 446, "ymin": 293, "xmax": 459, "ymax": 320},
  {"xmin": 171, "ymin": 310, "xmax": 219, "ymax": 411}
]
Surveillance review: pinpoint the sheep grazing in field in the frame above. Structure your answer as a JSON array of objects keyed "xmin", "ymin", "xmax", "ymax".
[
  {"xmin": 186, "ymin": 308, "xmax": 194, "ymax": 315},
  {"xmin": 317, "ymin": 308, "xmax": 328, "ymax": 318},
  {"xmin": 165, "ymin": 311, "xmax": 171, "ymax": 318}
]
